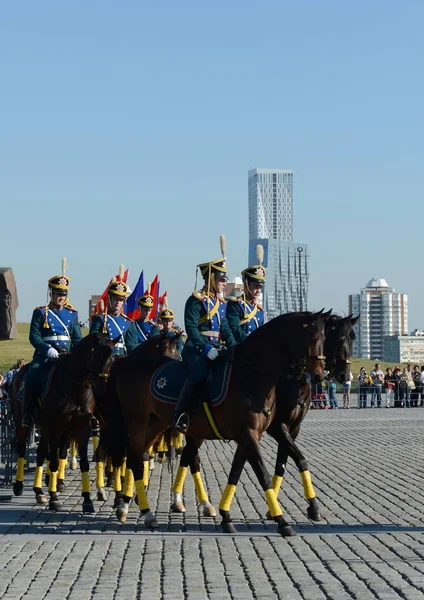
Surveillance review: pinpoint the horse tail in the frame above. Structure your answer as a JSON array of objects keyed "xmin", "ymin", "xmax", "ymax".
[{"xmin": 96, "ymin": 369, "xmax": 128, "ymax": 467}]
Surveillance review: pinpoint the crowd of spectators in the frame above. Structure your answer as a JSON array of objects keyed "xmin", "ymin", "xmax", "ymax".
[
  {"xmin": 0, "ymin": 359, "xmax": 26, "ymax": 400},
  {"xmin": 312, "ymin": 362, "xmax": 424, "ymax": 409}
]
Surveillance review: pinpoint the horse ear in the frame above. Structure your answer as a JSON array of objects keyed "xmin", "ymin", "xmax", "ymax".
[
  {"xmin": 322, "ymin": 309, "xmax": 332, "ymax": 320},
  {"xmin": 350, "ymin": 314, "xmax": 360, "ymax": 326},
  {"xmin": 111, "ymin": 335, "xmax": 121, "ymax": 346}
]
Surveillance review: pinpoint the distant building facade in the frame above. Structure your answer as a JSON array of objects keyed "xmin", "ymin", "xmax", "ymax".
[
  {"xmin": 384, "ymin": 333, "xmax": 424, "ymax": 364},
  {"xmin": 89, "ymin": 295, "xmax": 101, "ymax": 317},
  {"xmin": 349, "ymin": 278, "xmax": 408, "ymax": 360},
  {"xmin": 248, "ymin": 168, "xmax": 308, "ymax": 319}
]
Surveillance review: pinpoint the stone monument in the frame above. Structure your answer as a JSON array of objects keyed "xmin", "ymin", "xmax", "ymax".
[{"xmin": 0, "ymin": 267, "xmax": 18, "ymax": 340}]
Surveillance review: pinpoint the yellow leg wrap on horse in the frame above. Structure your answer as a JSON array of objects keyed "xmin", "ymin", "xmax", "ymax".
[
  {"xmin": 16, "ymin": 457, "xmax": 26, "ymax": 482},
  {"xmin": 272, "ymin": 475, "xmax": 283, "ymax": 496},
  {"xmin": 123, "ymin": 469, "xmax": 134, "ymax": 497},
  {"xmin": 147, "ymin": 445, "xmax": 154, "ymax": 457},
  {"xmin": 172, "ymin": 466, "xmax": 188, "ymax": 494},
  {"xmin": 34, "ymin": 466, "xmax": 43, "ymax": 489},
  {"xmin": 219, "ymin": 484, "xmax": 236, "ymax": 512},
  {"xmin": 48, "ymin": 471, "xmax": 58, "ymax": 493},
  {"xmin": 70, "ymin": 440, "xmax": 77, "ymax": 458},
  {"xmin": 157, "ymin": 435, "xmax": 168, "ymax": 453},
  {"xmin": 142, "ymin": 461, "xmax": 149, "ymax": 487},
  {"xmin": 193, "ymin": 472, "xmax": 208, "ymax": 504},
  {"xmin": 172, "ymin": 432, "xmax": 184, "ymax": 449},
  {"xmin": 264, "ymin": 488, "xmax": 283, "ymax": 517},
  {"xmin": 113, "ymin": 467, "xmax": 122, "ymax": 492},
  {"xmin": 81, "ymin": 471, "xmax": 90, "ymax": 494},
  {"xmin": 96, "ymin": 462, "xmax": 105, "ymax": 487},
  {"xmin": 300, "ymin": 470, "xmax": 316, "ymax": 499},
  {"xmin": 58, "ymin": 458, "xmax": 66, "ymax": 480},
  {"xmin": 135, "ymin": 479, "xmax": 150, "ymax": 511},
  {"xmin": 46, "ymin": 460, "xmax": 51, "ymax": 476},
  {"xmin": 92, "ymin": 435, "xmax": 99, "ymax": 452}
]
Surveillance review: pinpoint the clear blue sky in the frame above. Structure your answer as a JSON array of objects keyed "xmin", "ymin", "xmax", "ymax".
[{"xmin": 1, "ymin": 1, "xmax": 423, "ymax": 328}]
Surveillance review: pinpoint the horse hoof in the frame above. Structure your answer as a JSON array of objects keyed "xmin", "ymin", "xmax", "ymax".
[
  {"xmin": 116, "ymin": 505, "xmax": 129, "ymax": 523},
  {"xmin": 49, "ymin": 500, "xmax": 60, "ymax": 511},
  {"xmin": 144, "ymin": 511, "xmax": 159, "ymax": 529},
  {"xmin": 97, "ymin": 489, "xmax": 107, "ymax": 502},
  {"xmin": 171, "ymin": 501, "xmax": 186, "ymax": 513},
  {"xmin": 277, "ymin": 524, "xmax": 296, "ymax": 537},
  {"xmin": 13, "ymin": 481, "xmax": 24, "ymax": 496},
  {"xmin": 106, "ymin": 475, "xmax": 114, "ymax": 488},
  {"xmin": 83, "ymin": 501, "xmax": 95, "ymax": 514},
  {"xmin": 44, "ymin": 475, "xmax": 50, "ymax": 487},
  {"xmin": 221, "ymin": 521, "xmax": 238, "ymax": 534},
  {"xmin": 149, "ymin": 459, "xmax": 155, "ymax": 470},
  {"xmin": 175, "ymin": 448, "xmax": 183, "ymax": 457},
  {"xmin": 69, "ymin": 460, "xmax": 77, "ymax": 471},
  {"xmin": 57, "ymin": 480, "xmax": 66, "ymax": 493},
  {"xmin": 307, "ymin": 506, "xmax": 322, "ymax": 522},
  {"xmin": 265, "ymin": 510, "xmax": 272, "ymax": 520},
  {"xmin": 202, "ymin": 503, "xmax": 217, "ymax": 517},
  {"xmin": 36, "ymin": 494, "xmax": 47, "ymax": 504}
]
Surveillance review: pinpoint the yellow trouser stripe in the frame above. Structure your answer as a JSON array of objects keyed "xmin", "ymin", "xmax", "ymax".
[
  {"xmin": 96, "ymin": 462, "xmax": 104, "ymax": 487},
  {"xmin": 34, "ymin": 466, "xmax": 43, "ymax": 489},
  {"xmin": 48, "ymin": 471, "xmax": 57, "ymax": 493},
  {"xmin": 81, "ymin": 471, "xmax": 90, "ymax": 494},
  {"xmin": 264, "ymin": 488, "xmax": 283, "ymax": 517},
  {"xmin": 202, "ymin": 402, "xmax": 224, "ymax": 440},
  {"xmin": 219, "ymin": 484, "xmax": 236, "ymax": 512},
  {"xmin": 114, "ymin": 467, "xmax": 122, "ymax": 492},
  {"xmin": 272, "ymin": 475, "xmax": 283, "ymax": 496},
  {"xmin": 300, "ymin": 470, "xmax": 316, "ymax": 499},
  {"xmin": 142, "ymin": 461, "xmax": 149, "ymax": 487},
  {"xmin": 123, "ymin": 469, "xmax": 134, "ymax": 497},
  {"xmin": 193, "ymin": 472, "xmax": 208, "ymax": 503},
  {"xmin": 172, "ymin": 466, "xmax": 188, "ymax": 494},
  {"xmin": 16, "ymin": 457, "xmax": 26, "ymax": 482},
  {"xmin": 135, "ymin": 479, "xmax": 150, "ymax": 511},
  {"xmin": 92, "ymin": 435, "xmax": 99, "ymax": 452},
  {"xmin": 58, "ymin": 458, "xmax": 66, "ymax": 480}
]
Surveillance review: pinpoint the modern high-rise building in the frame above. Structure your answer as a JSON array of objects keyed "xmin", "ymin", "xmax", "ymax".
[
  {"xmin": 348, "ymin": 278, "xmax": 408, "ymax": 360},
  {"xmin": 248, "ymin": 168, "xmax": 308, "ymax": 318}
]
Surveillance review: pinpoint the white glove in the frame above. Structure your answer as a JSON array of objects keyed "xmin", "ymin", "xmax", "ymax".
[
  {"xmin": 47, "ymin": 347, "xmax": 59, "ymax": 359},
  {"xmin": 206, "ymin": 347, "xmax": 219, "ymax": 361}
]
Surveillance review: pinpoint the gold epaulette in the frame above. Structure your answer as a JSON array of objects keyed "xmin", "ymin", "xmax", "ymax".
[
  {"xmin": 192, "ymin": 290, "xmax": 206, "ymax": 300},
  {"xmin": 121, "ymin": 313, "xmax": 133, "ymax": 321},
  {"xmin": 36, "ymin": 305, "xmax": 49, "ymax": 311},
  {"xmin": 228, "ymin": 296, "xmax": 239, "ymax": 302},
  {"xmin": 217, "ymin": 295, "xmax": 227, "ymax": 304},
  {"xmin": 64, "ymin": 305, "xmax": 77, "ymax": 312},
  {"xmin": 171, "ymin": 327, "xmax": 182, "ymax": 333}
]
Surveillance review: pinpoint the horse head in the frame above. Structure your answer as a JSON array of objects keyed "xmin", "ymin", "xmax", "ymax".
[
  {"xmin": 294, "ymin": 309, "xmax": 332, "ymax": 385},
  {"xmin": 324, "ymin": 314, "xmax": 359, "ymax": 383},
  {"xmin": 73, "ymin": 333, "xmax": 119, "ymax": 380}
]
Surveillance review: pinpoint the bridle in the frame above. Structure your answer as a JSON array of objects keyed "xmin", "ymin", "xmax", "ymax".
[{"xmin": 283, "ymin": 354, "xmax": 326, "ymax": 382}]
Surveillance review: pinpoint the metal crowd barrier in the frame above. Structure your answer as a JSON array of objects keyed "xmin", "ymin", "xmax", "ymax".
[{"xmin": 311, "ymin": 383, "xmax": 424, "ymax": 409}]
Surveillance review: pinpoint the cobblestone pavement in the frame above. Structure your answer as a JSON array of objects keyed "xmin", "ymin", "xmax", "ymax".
[{"xmin": 1, "ymin": 409, "xmax": 424, "ymax": 599}]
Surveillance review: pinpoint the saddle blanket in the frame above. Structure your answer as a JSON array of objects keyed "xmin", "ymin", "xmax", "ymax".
[
  {"xmin": 18, "ymin": 364, "xmax": 57, "ymax": 402},
  {"xmin": 150, "ymin": 359, "xmax": 232, "ymax": 408}
]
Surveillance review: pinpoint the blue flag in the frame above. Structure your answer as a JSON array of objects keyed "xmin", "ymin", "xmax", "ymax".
[{"xmin": 125, "ymin": 270, "xmax": 144, "ymax": 320}]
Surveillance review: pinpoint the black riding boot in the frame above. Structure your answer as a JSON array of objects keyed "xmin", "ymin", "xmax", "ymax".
[
  {"xmin": 173, "ymin": 380, "xmax": 197, "ymax": 433},
  {"xmin": 22, "ymin": 385, "xmax": 36, "ymax": 428}
]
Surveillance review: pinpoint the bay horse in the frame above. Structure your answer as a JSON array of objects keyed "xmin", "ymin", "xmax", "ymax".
[
  {"xmin": 170, "ymin": 313, "xmax": 356, "ymax": 528},
  {"xmin": 11, "ymin": 333, "xmax": 118, "ymax": 512},
  {"xmin": 103, "ymin": 309, "xmax": 330, "ymax": 537},
  {"xmin": 93, "ymin": 332, "xmax": 182, "ymax": 507}
]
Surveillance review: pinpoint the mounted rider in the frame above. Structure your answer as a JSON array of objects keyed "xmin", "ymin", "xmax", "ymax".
[
  {"xmin": 22, "ymin": 258, "xmax": 83, "ymax": 428},
  {"xmin": 226, "ymin": 244, "xmax": 266, "ymax": 343},
  {"xmin": 134, "ymin": 290, "xmax": 156, "ymax": 344},
  {"xmin": 89, "ymin": 265, "xmax": 138, "ymax": 357},
  {"xmin": 152, "ymin": 302, "xmax": 184, "ymax": 355},
  {"xmin": 173, "ymin": 235, "xmax": 236, "ymax": 433}
]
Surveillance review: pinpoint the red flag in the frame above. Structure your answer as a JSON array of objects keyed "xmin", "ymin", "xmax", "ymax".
[
  {"xmin": 145, "ymin": 275, "xmax": 160, "ymax": 321},
  {"xmin": 158, "ymin": 291, "xmax": 167, "ymax": 313},
  {"xmin": 92, "ymin": 269, "xmax": 129, "ymax": 316}
]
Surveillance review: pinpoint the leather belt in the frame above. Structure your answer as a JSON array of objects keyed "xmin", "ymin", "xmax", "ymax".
[
  {"xmin": 44, "ymin": 335, "xmax": 70, "ymax": 341},
  {"xmin": 200, "ymin": 331, "xmax": 220, "ymax": 338}
]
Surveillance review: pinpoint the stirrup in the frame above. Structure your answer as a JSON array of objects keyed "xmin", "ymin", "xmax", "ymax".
[
  {"xmin": 174, "ymin": 412, "xmax": 189, "ymax": 433},
  {"xmin": 21, "ymin": 414, "xmax": 34, "ymax": 429}
]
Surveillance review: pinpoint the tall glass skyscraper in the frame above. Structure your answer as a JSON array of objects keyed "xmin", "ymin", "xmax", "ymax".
[{"xmin": 248, "ymin": 168, "xmax": 309, "ymax": 319}]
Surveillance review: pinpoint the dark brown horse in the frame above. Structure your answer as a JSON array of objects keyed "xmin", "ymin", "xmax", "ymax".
[
  {"xmin": 11, "ymin": 333, "xmax": 118, "ymax": 512},
  {"xmin": 103, "ymin": 309, "xmax": 329, "ymax": 536},
  {"xmin": 171, "ymin": 313, "xmax": 357, "ymax": 528}
]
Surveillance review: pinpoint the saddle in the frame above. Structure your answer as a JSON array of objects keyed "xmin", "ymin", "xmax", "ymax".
[
  {"xmin": 150, "ymin": 356, "xmax": 233, "ymax": 408},
  {"xmin": 18, "ymin": 362, "xmax": 57, "ymax": 403}
]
